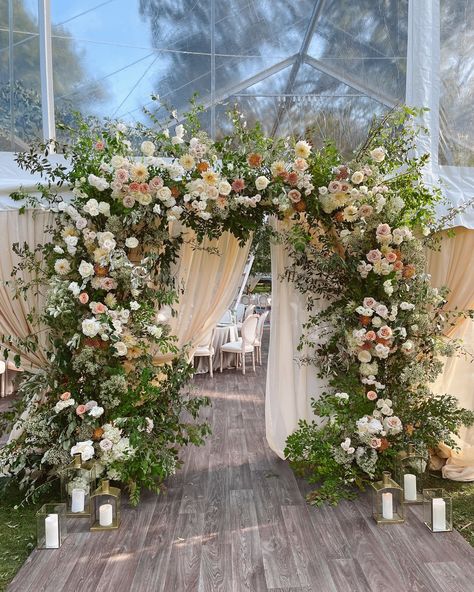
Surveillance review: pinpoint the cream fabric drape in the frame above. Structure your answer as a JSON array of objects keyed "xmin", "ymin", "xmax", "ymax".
[
  {"xmin": 427, "ymin": 227, "xmax": 474, "ymax": 480},
  {"xmin": 265, "ymin": 219, "xmax": 326, "ymax": 458},
  {"xmin": 0, "ymin": 209, "xmax": 52, "ymax": 371},
  {"xmin": 170, "ymin": 228, "xmax": 251, "ymax": 355}
]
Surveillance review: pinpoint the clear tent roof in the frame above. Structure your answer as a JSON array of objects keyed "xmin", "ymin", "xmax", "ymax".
[{"xmin": 0, "ymin": 0, "xmax": 472, "ymax": 166}]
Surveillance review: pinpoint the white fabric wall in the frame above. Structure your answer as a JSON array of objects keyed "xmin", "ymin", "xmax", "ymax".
[{"xmin": 265, "ymin": 219, "xmax": 326, "ymax": 458}]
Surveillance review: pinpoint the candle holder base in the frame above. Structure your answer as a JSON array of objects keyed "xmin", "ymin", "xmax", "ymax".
[
  {"xmin": 402, "ymin": 492, "xmax": 424, "ymax": 505},
  {"xmin": 373, "ymin": 511, "xmax": 405, "ymax": 525}
]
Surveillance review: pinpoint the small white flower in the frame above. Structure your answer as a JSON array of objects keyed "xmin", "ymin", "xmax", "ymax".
[
  {"xmin": 145, "ymin": 417, "xmax": 154, "ymax": 433},
  {"xmin": 130, "ymin": 301, "xmax": 140, "ymax": 311},
  {"xmin": 147, "ymin": 325, "xmax": 163, "ymax": 339},
  {"xmin": 99, "ymin": 438, "xmax": 113, "ymax": 451},
  {"xmin": 53, "ymin": 245, "xmax": 64, "ymax": 254},
  {"xmin": 400, "ymin": 302, "xmax": 415, "ymax": 311}
]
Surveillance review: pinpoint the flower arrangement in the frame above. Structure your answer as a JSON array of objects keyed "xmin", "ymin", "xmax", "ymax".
[
  {"xmin": 283, "ymin": 109, "xmax": 474, "ymax": 504},
  {"xmin": 0, "ymin": 102, "xmax": 316, "ymax": 504},
  {"xmin": 0, "ymin": 102, "xmax": 471, "ymax": 508}
]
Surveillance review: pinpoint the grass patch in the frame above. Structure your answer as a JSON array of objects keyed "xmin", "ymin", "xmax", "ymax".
[
  {"xmin": 424, "ymin": 472, "xmax": 474, "ymax": 546},
  {"xmin": 0, "ymin": 479, "xmax": 59, "ymax": 592}
]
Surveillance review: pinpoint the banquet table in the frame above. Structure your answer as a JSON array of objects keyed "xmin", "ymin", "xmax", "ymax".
[{"xmin": 195, "ymin": 323, "xmax": 238, "ymax": 374}]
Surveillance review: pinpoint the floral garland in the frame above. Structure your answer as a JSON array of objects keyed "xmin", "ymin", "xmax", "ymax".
[{"xmin": 0, "ymin": 104, "xmax": 471, "ymax": 506}]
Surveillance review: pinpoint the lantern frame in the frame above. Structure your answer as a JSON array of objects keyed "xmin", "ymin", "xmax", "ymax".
[
  {"xmin": 90, "ymin": 479, "xmax": 121, "ymax": 531},
  {"xmin": 371, "ymin": 471, "xmax": 405, "ymax": 525},
  {"xmin": 36, "ymin": 503, "xmax": 67, "ymax": 549},
  {"xmin": 423, "ymin": 488, "xmax": 453, "ymax": 533},
  {"xmin": 59, "ymin": 453, "xmax": 96, "ymax": 517},
  {"xmin": 396, "ymin": 443, "xmax": 428, "ymax": 505}
]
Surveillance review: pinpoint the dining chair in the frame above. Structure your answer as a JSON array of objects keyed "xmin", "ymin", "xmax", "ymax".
[
  {"xmin": 253, "ymin": 310, "xmax": 269, "ymax": 365},
  {"xmin": 220, "ymin": 314, "xmax": 259, "ymax": 375},
  {"xmin": 193, "ymin": 329, "xmax": 215, "ymax": 377},
  {"xmin": 219, "ymin": 309, "xmax": 233, "ymax": 324}
]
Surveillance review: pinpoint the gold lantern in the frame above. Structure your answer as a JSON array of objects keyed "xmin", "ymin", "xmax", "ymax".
[
  {"xmin": 36, "ymin": 503, "xmax": 67, "ymax": 549},
  {"xmin": 396, "ymin": 443, "xmax": 427, "ymax": 504},
  {"xmin": 59, "ymin": 453, "xmax": 96, "ymax": 517},
  {"xmin": 371, "ymin": 471, "xmax": 405, "ymax": 524},
  {"xmin": 90, "ymin": 479, "xmax": 121, "ymax": 531},
  {"xmin": 423, "ymin": 488, "xmax": 453, "ymax": 533}
]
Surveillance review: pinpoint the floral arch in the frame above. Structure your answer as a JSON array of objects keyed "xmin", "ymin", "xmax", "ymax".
[{"xmin": 0, "ymin": 103, "xmax": 472, "ymax": 505}]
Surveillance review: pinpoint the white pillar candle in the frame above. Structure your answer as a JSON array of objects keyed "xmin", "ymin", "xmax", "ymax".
[
  {"xmin": 382, "ymin": 492, "xmax": 393, "ymax": 519},
  {"xmin": 99, "ymin": 503, "xmax": 113, "ymax": 527},
  {"xmin": 71, "ymin": 488, "xmax": 86, "ymax": 513},
  {"xmin": 404, "ymin": 474, "xmax": 417, "ymax": 501},
  {"xmin": 432, "ymin": 498, "xmax": 446, "ymax": 531},
  {"xmin": 45, "ymin": 514, "xmax": 59, "ymax": 548}
]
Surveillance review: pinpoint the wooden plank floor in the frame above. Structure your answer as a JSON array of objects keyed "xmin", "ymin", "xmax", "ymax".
[{"xmin": 7, "ymin": 329, "xmax": 474, "ymax": 591}]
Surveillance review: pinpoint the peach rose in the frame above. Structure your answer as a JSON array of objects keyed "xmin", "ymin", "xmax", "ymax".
[
  {"xmin": 60, "ymin": 391, "xmax": 71, "ymax": 401},
  {"xmin": 393, "ymin": 260, "xmax": 404, "ymax": 272},
  {"xmin": 293, "ymin": 157, "xmax": 308, "ymax": 171},
  {"xmin": 386, "ymin": 252, "xmax": 397, "ymax": 263},
  {"xmin": 328, "ymin": 181, "xmax": 340, "ymax": 193},
  {"xmin": 365, "ymin": 331, "xmax": 377, "ymax": 341},
  {"xmin": 403, "ymin": 264, "xmax": 416, "ymax": 279},
  {"xmin": 363, "ymin": 297, "xmax": 376, "ymax": 309},
  {"xmin": 93, "ymin": 302, "xmax": 107, "ymax": 314},
  {"xmin": 149, "ymin": 176, "xmax": 164, "ymax": 190},
  {"xmin": 367, "ymin": 390, "xmax": 378, "ymax": 400},
  {"xmin": 79, "ymin": 293, "xmax": 89, "ymax": 304},
  {"xmin": 287, "ymin": 172, "xmax": 299, "ymax": 186},
  {"xmin": 231, "ymin": 179, "xmax": 245, "ymax": 192},
  {"xmin": 288, "ymin": 189, "xmax": 302, "ymax": 203},
  {"xmin": 76, "ymin": 404, "xmax": 87, "ymax": 415},
  {"xmin": 129, "ymin": 182, "xmax": 140, "ymax": 192},
  {"xmin": 366, "ymin": 249, "xmax": 382, "ymax": 263},
  {"xmin": 358, "ymin": 204, "xmax": 373, "ymax": 218},
  {"xmin": 370, "ymin": 437, "xmax": 382, "ymax": 449},
  {"xmin": 376, "ymin": 223, "xmax": 391, "ymax": 237},
  {"xmin": 377, "ymin": 325, "xmax": 393, "ymax": 339}
]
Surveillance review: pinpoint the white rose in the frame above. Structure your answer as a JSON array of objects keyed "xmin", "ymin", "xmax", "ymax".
[
  {"xmin": 99, "ymin": 438, "xmax": 113, "ymax": 451},
  {"xmin": 89, "ymin": 405, "xmax": 104, "ymax": 418},
  {"xmin": 79, "ymin": 260, "xmax": 94, "ymax": 278},
  {"xmin": 68, "ymin": 282, "xmax": 80, "ymax": 296},
  {"xmin": 71, "ymin": 440, "xmax": 95, "ymax": 462},
  {"xmin": 141, "ymin": 140, "xmax": 155, "ymax": 156},
  {"xmin": 370, "ymin": 147, "xmax": 386, "ymax": 162},
  {"xmin": 358, "ymin": 350, "xmax": 372, "ymax": 363},
  {"xmin": 401, "ymin": 340, "xmax": 414, "ymax": 354},
  {"xmin": 114, "ymin": 341, "xmax": 128, "ymax": 356},
  {"xmin": 64, "ymin": 235, "xmax": 78, "ymax": 248},
  {"xmin": 255, "ymin": 176, "xmax": 269, "ymax": 191},
  {"xmin": 87, "ymin": 174, "xmax": 109, "ymax": 191},
  {"xmin": 351, "ymin": 171, "xmax": 364, "ymax": 184},
  {"xmin": 111, "ymin": 155, "xmax": 126, "ymax": 168},
  {"xmin": 218, "ymin": 180, "xmax": 231, "ymax": 195},
  {"xmin": 98, "ymin": 201, "xmax": 111, "ymax": 216},
  {"xmin": 157, "ymin": 187, "xmax": 172, "ymax": 202},
  {"xmin": 125, "ymin": 237, "xmax": 139, "ymax": 249},
  {"xmin": 82, "ymin": 318, "xmax": 101, "ymax": 337}
]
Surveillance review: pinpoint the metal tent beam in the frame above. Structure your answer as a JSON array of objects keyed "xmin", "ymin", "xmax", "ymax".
[
  {"xmin": 271, "ymin": 0, "xmax": 326, "ymax": 136},
  {"xmin": 174, "ymin": 54, "xmax": 298, "ymax": 124},
  {"xmin": 304, "ymin": 55, "xmax": 397, "ymax": 108}
]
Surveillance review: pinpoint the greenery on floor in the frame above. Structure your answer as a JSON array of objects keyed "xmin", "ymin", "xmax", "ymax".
[
  {"xmin": 424, "ymin": 472, "xmax": 474, "ymax": 546},
  {"xmin": 0, "ymin": 479, "xmax": 58, "ymax": 592}
]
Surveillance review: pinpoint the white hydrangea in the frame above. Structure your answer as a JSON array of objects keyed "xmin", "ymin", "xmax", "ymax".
[
  {"xmin": 88, "ymin": 174, "xmax": 109, "ymax": 191},
  {"xmin": 71, "ymin": 440, "xmax": 95, "ymax": 462}
]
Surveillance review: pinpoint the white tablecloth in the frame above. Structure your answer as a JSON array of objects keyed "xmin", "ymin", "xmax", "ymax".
[{"xmin": 195, "ymin": 324, "xmax": 238, "ymax": 374}]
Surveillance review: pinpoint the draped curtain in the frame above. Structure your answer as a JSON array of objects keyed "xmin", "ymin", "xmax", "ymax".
[
  {"xmin": 0, "ymin": 209, "xmax": 52, "ymax": 372},
  {"xmin": 170, "ymin": 229, "xmax": 251, "ymax": 354},
  {"xmin": 265, "ymin": 219, "xmax": 326, "ymax": 458},
  {"xmin": 426, "ymin": 227, "xmax": 474, "ymax": 480}
]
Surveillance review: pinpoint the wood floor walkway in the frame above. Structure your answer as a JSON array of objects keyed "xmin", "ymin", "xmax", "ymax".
[{"xmin": 7, "ymin": 331, "xmax": 474, "ymax": 591}]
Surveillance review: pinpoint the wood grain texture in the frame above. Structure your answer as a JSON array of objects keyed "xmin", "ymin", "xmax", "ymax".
[{"xmin": 5, "ymin": 328, "xmax": 474, "ymax": 591}]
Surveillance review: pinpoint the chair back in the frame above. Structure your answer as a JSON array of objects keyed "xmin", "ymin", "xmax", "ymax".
[
  {"xmin": 256, "ymin": 311, "xmax": 269, "ymax": 343},
  {"xmin": 235, "ymin": 303, "xmax": 246, "ymax": 323},
  {"xmin": 244, "ymin": 304, "xmax": 255, "ymax": 319},
  {"xmin": 219, "ymin": 309, "xmax": 233, "ymax": 324},
  {"xmin": 241, "ymin": 295, "xmax": 250, "ymax": 305},
  {"xmin": 258, "ymin": 294, "xmax": 268, "ymax": 307},
  {"xmin": 241, "ymin": 314, "xmax": 259, "ymax": 345},
  {"xmin": 197, "ymin": 328, "xmax": 214, "ymax": 349}
]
